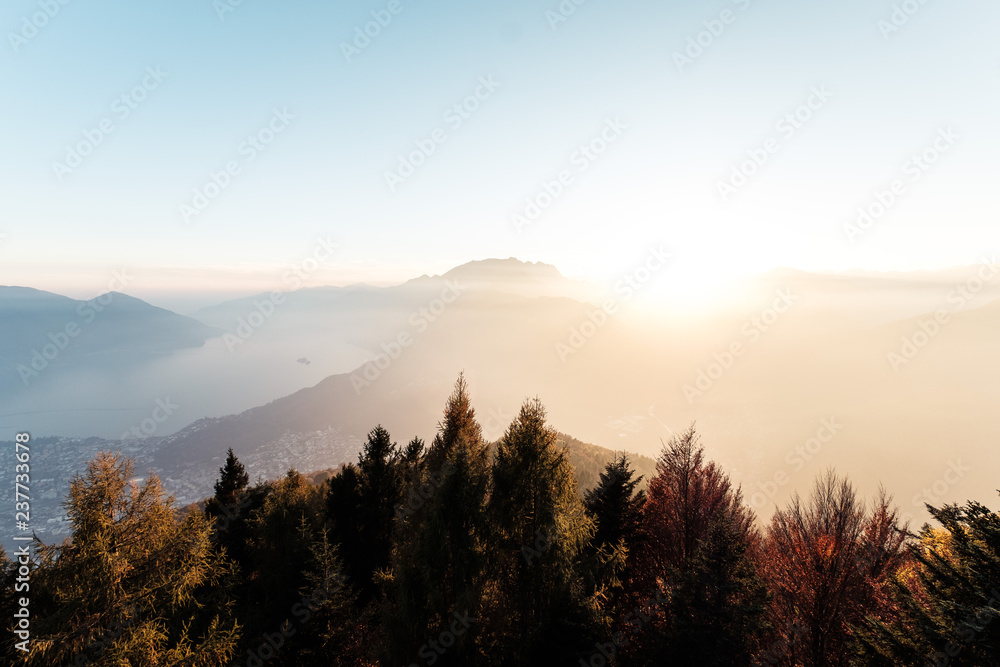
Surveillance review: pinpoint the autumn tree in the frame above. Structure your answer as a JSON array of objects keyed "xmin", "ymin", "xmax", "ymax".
[
  {"xmin": 632, "ymin": 426, "xmax": 768, "ymax": 666},
  {"xmin": 28, "ymin": 452, "xmax": 239, "ymax": 666},
  {"xmin": 761, "ymin": 470, "xmax": 907, "ymax": 667}
]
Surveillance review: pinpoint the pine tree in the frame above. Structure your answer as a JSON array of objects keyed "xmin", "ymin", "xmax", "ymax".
[
  {"xmin": 383, "ymin": 374, "xmax": 491, "ymax": 666},
  {"xmin": 206, "ymin": 447, "xmax": 257, "ymax": 569},
  {"xmin": 583, "ymin": 453, "xmax": 647, "ymax": 630},
  {"xmin": 856, "ymin": 498, "xmax": 1000, "ymax": 666},
  {"xmin": 585, "ymin": 453, "xmax": 646, "ymax": 554},
  {"xmin": 403, "ymin": 436, "xmax": 425, "ymax": 465},
  {"xmin": 326, "ymin": 425, "xmax": 404, "ymax": 607},
  {"xmin": 212, "ymin": 447, "xmax": 249, "ymax": 509},
  {"xmin": 28, "ymin": 452, "xmax": 240, "ymax": 666},
  {"xmin": 486, "ymin": 397, "xmax": 597, "ymax": 664}
]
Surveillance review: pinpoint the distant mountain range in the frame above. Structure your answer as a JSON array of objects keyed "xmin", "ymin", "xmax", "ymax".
[{"xmin": 3, "ymin": 258, "xmax": 1000, "ymax": 529}]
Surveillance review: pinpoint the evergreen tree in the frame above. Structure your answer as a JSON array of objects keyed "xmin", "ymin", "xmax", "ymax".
[
  {"xmin": 276, "ymin": 529, "xmax": 364, "ymax": 666},
  {"xmin": 583, "ymin": 454, "xmax": 647, "ymax": 635},
  {"xmin": 212, "ymin": 447, "xmax": 249, "ymax": 509},
  {"xmin": 857, "ymin": 498, "xmax": 1000, "ymax": 666},
  {"xmin": 383, "ymin": 374, "xmax": 491, "ymax": 666},
  {"xmin": 585, "ymin": 453, "xmax": 646, "ymax": 554},
  {"xmin": 326, "ymin": 425, "xmax": 404, "ymax": 607},
  {"xmin": 206, "ymin": 448, "xmax": 258, "ymax": 569},
  {"xmin": 486, "ymin": 397, "xmax": 597, "ymax": 664},
  {"xmin": 28, "ymin": 452, "xmax": 239, "ymax": 666},
  {"xmin": 403, "ymin": 436, "xmax": 425, "ymax": 465}
]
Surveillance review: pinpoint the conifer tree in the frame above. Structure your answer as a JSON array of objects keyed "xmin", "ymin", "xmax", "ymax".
[
  {"xmin": 583, "ymin": 453, "xmax": 647, "ymax": 627},
  {"xmin": 326, "ymin": 425, "xmax": 404, "ymax": 607},
  {"xmin": 206, "ymin": 447, "xmax": 257, "ymax": 568},
  {"xmin": 383, "ymin": 374, "xmax": 491, "ymax": 666},
  {"xmin": 857, "ymin": 498, "xmax": 1000, "ymax": 666},
  {"xmin": 28, "ymin": 452, "xmax": 239, "ymax": 666},
  {"xmin": 485, "ymin": 397, "xmax": 597, "ymax": 664},
  {"xmin": 212, "ymin": 447, "xmax": 249, "ymax": 509}
]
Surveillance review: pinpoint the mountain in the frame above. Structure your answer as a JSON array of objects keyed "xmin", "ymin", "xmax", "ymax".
[
  {"xmin": 5, "ymin": 259, "xmax": 1000, "ymax": 530},
  {"xmin": 0, "ymin": 287, "xmax": 221, "ymax": 386}
]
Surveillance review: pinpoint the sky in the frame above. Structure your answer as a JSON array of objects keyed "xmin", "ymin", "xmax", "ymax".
[{"xmin": 1, "ymin": 0, "xmax": 998, "ymax": 306}]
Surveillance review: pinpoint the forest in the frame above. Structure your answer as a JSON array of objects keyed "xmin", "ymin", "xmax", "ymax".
[{"xmin": 3, "ymin": 375, "xmax": 999, "ymax": 666}]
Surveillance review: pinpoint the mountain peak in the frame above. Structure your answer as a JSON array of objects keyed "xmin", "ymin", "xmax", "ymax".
[{"xmin": 442, "ymin": 257, "xmax": 564, "ymax": 281}]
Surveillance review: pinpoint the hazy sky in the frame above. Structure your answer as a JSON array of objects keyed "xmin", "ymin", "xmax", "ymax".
[{"xmin": 1, "ymin": 0, "xmax": 998, "ymax": 303}]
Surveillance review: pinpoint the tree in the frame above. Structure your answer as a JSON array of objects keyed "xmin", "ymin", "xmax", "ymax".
[
  {"xmin": 206, "ymin": 448, "xmax": 259, "ymax": 569},
  {"xmin": 28, "ymin": 452, "xmax": 239, "ymax": 666},
  {"xmin": 326, "ymin": 425, "xmax": 405, "ymax": 608},
  {"xmin": 761, "ymin": 470, "xmax": 907, "ymax": 667},
  {"xmin": 857, "ymin": 498, "xmax": 1000, "ymax": 666},
  {"xmin": 278, "ymin": 529, "xmax": 363, "ymax": 667},
  {"xmin": 383, "ymin": 374, "xmax": 491, "ymax": 666},
  {"xmin": 581, "ymin": 453, "xmax": 647, "ymax": 641},
  {"xmin": 585, "ymin": 453, "xmax": 646, "ymax": 556},
  {"xmin": 632, "ymin": 426, "xmax": 768, "ymax": 666},
  {"xmin": 237, "ymin": 469, "xmax": 328, "ymax": 665},
  {"xmin": 487, "ymin": 397, "xmax": 597, "ymax": 664},
  {"xmin": 212, "ymin": 447, "xmax": 249, "ymax": 509}
]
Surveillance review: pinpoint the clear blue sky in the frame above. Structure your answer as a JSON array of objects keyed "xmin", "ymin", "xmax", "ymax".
[{"xmin": 1, "ymin": 0, "xmax": 997, "ymax": 302}]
